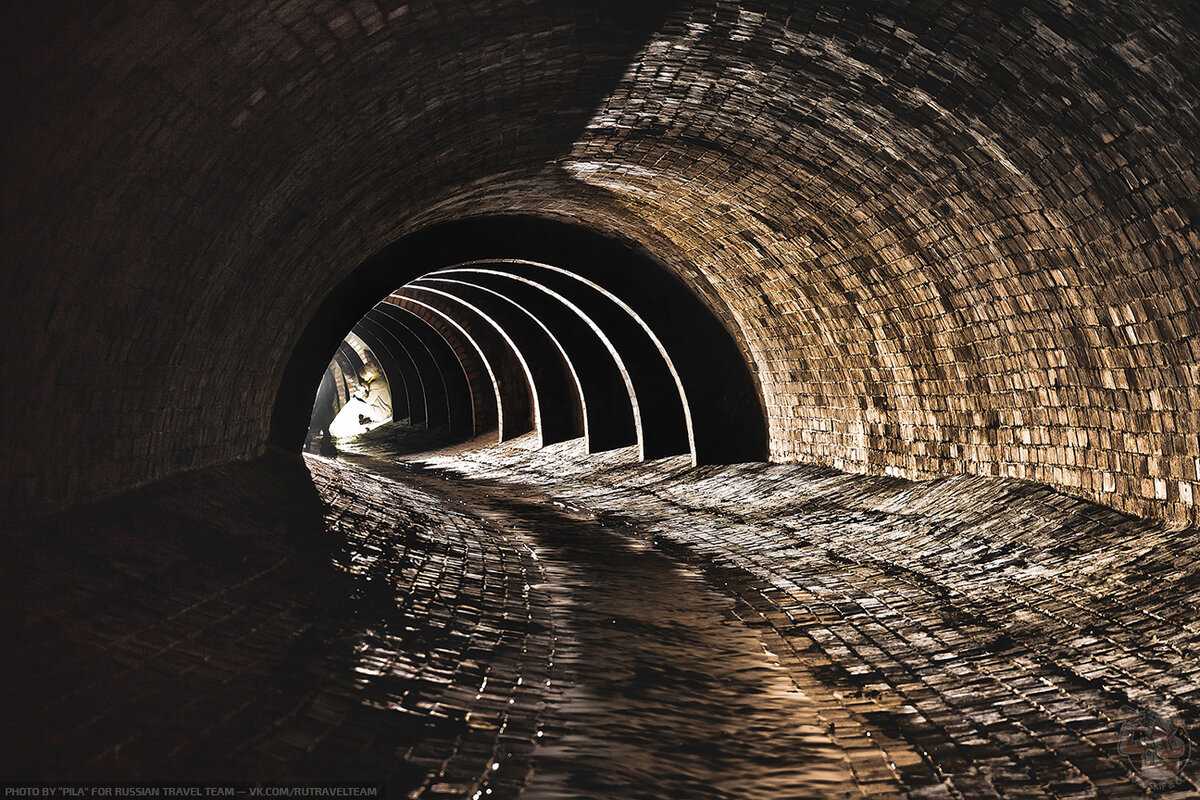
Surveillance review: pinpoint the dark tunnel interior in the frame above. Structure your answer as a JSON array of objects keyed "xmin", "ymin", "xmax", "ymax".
[
  {"xmin": 3, "ymin": 1, "xmax": 1200, "ymax": 796},
  {"xmin": 278, "ymin": 216, "xmax": 770, "ymax": 467},
  {"xmin": 294, "ymin": 217, "xmax": 769, "ymax": 466}
]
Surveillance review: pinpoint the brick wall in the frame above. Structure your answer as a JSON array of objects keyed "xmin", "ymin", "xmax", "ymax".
[{"xmin": 3, "ymin": 0, "xmax": 1197, "ymax": 525}]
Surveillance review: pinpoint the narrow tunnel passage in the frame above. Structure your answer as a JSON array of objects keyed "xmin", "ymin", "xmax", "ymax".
[
  {"xmin": 297, "ymin": 222, "xmax": 769, "ymax": 467},
  {"xmin": 5, "ymin": 0, "xmax": 1200, "ymax": 796},
  {"xmin": 273, "ymin": 217, "xmax": 770, "ymax": 468}
]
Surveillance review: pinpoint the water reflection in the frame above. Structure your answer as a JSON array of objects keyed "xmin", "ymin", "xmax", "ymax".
[{"xmin": 387, "ymin": 467, "xmax": 857, "ymax": 799}]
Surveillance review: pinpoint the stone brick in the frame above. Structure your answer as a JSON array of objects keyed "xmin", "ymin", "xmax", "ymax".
[{"xmin": 3, "ymin": 0, "xmax": 1199, "ymax": 530}]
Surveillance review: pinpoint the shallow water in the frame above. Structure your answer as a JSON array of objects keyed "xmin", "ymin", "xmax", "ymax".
[{"xmin": 371, "ymin": 462, "xmax": 857, "ymax": 799}]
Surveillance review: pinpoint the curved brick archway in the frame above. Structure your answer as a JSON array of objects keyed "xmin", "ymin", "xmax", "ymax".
[
  {"xmin": 354, "ymin": 314, "xmax": 430, "ymax": 426},
  {"xmin": 352, "ymin": 319, "xmax": 417, "ymax": 423},
  {"xmin": 4, "ymin": 1, "xmax": 1200, "ymax": 792},
  {"xmin": 412, "ymin": 277, "xmax": 586, "ymax": 447},
  {"xmin": 394, "ymin": 292, "xmax": 534, "ymax": 441},
  {"xmin": 377, "ymin": 300, "xmax": 499, "ymax": 437},
  {"xmin": 3, "ymin": 1, "xmax": 1198, "ymax": 518},
  {"xmin": 426, "ymin": 269, "xmax": 640, "ymax": 454},
  {"xmin": 369, "ymin": 304, "xmax": 472, "ymax": 435},
  {"xmin": 475, "ymin": 261, "xmax": 694, "ymax": 460}
]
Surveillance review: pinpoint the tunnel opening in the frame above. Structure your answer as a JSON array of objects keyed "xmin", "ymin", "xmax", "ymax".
[
  {"xmin": 305, "ymin": 332, "xmax": 394, "ymax": 455},
  {"xmin": 277, "ymin": 216, "xmax": 770, "ymax": 466}
]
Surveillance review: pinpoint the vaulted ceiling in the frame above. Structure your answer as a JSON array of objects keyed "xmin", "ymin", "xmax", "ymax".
[{"xmin": 3, "ymin": 0, "xmax": 1198, "ymax": 525}]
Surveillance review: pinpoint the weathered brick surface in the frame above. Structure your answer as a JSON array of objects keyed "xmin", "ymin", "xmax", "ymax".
[
  {"xmin": 308, "ymin": 457, "xmax": 555, "ymax": 798},
  {"xmin": 5, "ymin": 422, "xmax": 1199, "ymax": 794},
  {"xmin": 0, "ymin": 1, "xmax": 672, "ymax": 512},
  {"xmin": 358, "ymin": 451, "xmax": 870, "ymax": 799},
  {"xmin": 409, "ymin": 433, "xmax": 1200, "ymax": 797},
  {"xmin": 0, "ymin": 450, "xmax": 554, "ymax": 796},
  {"xmin": 3, "ymin": 0, "xmax": 1199, "ymax": 527}
]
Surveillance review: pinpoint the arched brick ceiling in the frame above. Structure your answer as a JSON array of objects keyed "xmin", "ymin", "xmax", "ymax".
[{"xmin": 3, "ymin": 1, "xmax": 1198, "ymax": 526}]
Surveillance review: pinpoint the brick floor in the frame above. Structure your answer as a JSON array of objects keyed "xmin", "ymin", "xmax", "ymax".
[
  {"xmin": 1, "ymin": 450, "xmax": 553, "ymax": 797},
  {"xmin": 358, "ymin": 454, "xmax": 863, "ymax": 799},
  {"xmin": 5, "ymin": 432, "xmax": 1198, "ymax": 798},
  {"xmin": 384, "ymin": 431, "xmax": 1200, "ymax": 798}
]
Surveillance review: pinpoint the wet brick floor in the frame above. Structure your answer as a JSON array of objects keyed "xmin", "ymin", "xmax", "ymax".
[
  {"xmin": 357, "ymin": 427, "xmax": 1200, "ymax": 799},
  {"xmin": 359, "ymin": 457, "xmax": 859, "ymax": 799},
  {"xmin": 4, "ymin": 431, "xmax": 1199, "ymax": 798},
  {"xmin": 2, "ymin": 451, "xmax": 554, "ymax": 797}
]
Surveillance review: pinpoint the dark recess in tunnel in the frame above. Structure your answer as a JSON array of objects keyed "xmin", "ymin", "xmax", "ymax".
[
  {"xmin": 271, "ymin": 216, "xmax": 770, "ymax": 463},
  {"xmin": 394, "ymin": 292, "xmax": 534, "ymax": 441},
  {"xmin": 370, "ymin": 304, "xmax": 472, "ymax": 434},
  {"xmin": 436, "ymin": 267, "xmax": 639, "ymax": 454},
  {"xmin": 409, "ymin": 277, "xmax": 587, "ymax": 447}
]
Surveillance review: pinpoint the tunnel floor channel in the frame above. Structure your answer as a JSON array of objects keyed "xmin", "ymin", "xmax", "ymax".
[
  {"xmin": 322, "ymin": 453, "xmax": 856, "ymax": 798},
  {"xmin": 321, "ymin": 426, "xmax": 1200, "ymax": 799},
  {"xmin": 4, "ymin": 427, "xmax": 1198, "ymax": 797}
]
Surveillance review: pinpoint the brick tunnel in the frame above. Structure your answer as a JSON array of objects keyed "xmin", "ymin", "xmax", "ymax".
[{"xmin": 2, "ymin": 1, "xmax": 1199, "ymax": 796}]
